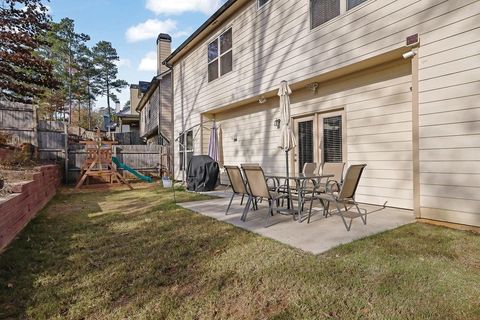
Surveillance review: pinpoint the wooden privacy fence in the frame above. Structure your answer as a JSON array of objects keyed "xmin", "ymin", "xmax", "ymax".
[
  {"xmin": 67, "ymin": 144, "xmax": 170, "ymax": 183},
  {"xmin": 0, "ymin": 102, "xmax": 67, "ymax": 167},
  {"xmin": 37, "ymin": 120, "xmax": 67, "ymax": 162},
  {"xmin": 0, "ymin": 101, "xmax": 37, "ymax": 145}
]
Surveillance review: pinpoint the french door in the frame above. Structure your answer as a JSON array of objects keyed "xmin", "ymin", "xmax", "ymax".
[{"xmin": 293, "ymin": 110, "xmax": 346, "ymax": 173}]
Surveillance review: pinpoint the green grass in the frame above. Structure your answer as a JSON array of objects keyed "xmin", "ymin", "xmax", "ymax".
[{"xmin": 1, "ymin": 186, "xmax": 479, "ymax": 319}]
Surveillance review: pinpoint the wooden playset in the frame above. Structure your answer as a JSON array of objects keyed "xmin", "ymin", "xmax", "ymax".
[{"xmin": 74, "ymin": 131, "xmax": 133, "ymax": 190}]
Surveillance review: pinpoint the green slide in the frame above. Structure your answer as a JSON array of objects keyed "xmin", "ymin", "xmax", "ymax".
[{"xmin": 112, "ymin": 156, "xmax": 153, "ymax": 183}]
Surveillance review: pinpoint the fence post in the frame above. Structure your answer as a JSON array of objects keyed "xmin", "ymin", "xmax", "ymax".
[
  {"xmin": 32, "ymin": 105, "xmax": 38, "ymax": 148},
  {"xmin": 64, "ymin": 122, "xmax": 68, "ymax": 184}
]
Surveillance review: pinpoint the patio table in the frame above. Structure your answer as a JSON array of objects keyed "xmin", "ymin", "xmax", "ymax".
[{"xmin": 266, "ymin": 173, "xmax": 334, "ymax": 223}]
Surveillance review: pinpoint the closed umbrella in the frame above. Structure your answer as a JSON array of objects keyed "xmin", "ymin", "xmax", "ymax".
[
  {"xmin": 278, "ymin": 80, "xmax": 296, "ymax": 209},
  {"xmin": 208, "ymin": 121, "xmax": 219, "ymax": 162}
]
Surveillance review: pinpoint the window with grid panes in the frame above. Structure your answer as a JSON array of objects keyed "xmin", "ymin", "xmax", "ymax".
[
  {"xmin": 208, "ymin": 28, "xmax": 232, "ymax": 82},
  {"xmin": 179, "ymin": 130, "xmax": 194, "ymax": 170}
]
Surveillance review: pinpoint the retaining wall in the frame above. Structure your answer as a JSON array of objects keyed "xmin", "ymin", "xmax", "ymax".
[{"xmin": 0, "ymin": 165, "xmax": 61, "ymax": 252}]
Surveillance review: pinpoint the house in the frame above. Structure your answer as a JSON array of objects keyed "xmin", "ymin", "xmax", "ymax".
[
  {"xmin": 163, "ymin": 0, "xmax": 480, "ymax": 228},
  {"xmin": 115, "ymin": 84, "xmax": 142, "ymax": 134},
  {"xmin": 136, "ymin": 34, "xmax": 173, "ymax": 146}
]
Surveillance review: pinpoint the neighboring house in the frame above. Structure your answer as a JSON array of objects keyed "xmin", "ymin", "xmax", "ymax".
[
  {"xmin": 116, "ymin": 84, "xmax": 142, "ymax": 134},
  {"xmin": 137, "ymin": 34, "xmax": 173, "ymax": 146},
  {"xmin": 163, "ymin": 0, "xmax": 480, "ymax": 228}
]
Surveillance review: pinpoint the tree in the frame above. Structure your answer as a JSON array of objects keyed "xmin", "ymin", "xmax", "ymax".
[
  {"xmin": 76, "ymin": 44, "xmax": 99, "ymax": 129},
  {"xmin": 92, "ymin": 41, "xmax": 128, "ymax": 119},
  {"xmin": 0, "ymin": 0, "xmax": 58, "ymax": 103},
  {"xmin": 47, "ymin": 18, "xmax": 89, "ymax": 122}
]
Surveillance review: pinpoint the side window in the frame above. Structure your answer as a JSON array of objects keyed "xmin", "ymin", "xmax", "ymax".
[
  {"xmin": 208, "ymin": 28, "xmax": 233, "ymax": 82},
  {"xmin": 311, "ymin": 0, "xmax": 340, "ymax": 29},
  {"xmin": 179, "ymin": 130, "xmax": 194, "ymax": 170}
]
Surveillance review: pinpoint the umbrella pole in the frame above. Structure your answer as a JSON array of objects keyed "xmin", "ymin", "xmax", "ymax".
[{"xmin": 286, "ymin": 151, "xmax": 291, "ymax": 210}]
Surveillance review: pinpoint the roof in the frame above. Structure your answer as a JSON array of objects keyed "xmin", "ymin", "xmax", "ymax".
[
  {"xmin": 164, "ymin": 0, "xmax": 239, "ymax": 65},
  {"xmin": 138, "ymin": 81, "xmax": 150, "ymax": 93}
]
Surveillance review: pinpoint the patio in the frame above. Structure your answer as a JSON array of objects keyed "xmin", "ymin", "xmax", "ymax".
[{"xmin": 179, "ymin": 188, "xmax": 415, "ymax": 254}]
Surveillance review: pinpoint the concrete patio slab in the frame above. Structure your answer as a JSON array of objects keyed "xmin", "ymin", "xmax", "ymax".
[{"xmin": 178, "ymin": 190, "xmax": 415, "ymax": 254}]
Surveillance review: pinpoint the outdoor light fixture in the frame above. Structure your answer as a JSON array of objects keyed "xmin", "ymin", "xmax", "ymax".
[
  {"xmin": 402, "ymin": 51, "xmax": 416, "ymax": 59},
  {"xmin": 307, "ymin": 82, "xmax": 319, "ymax": 93},
  {"xmin": 274, "ymin": 118, "xmax": 281, "ymax": 129},
  {"xmin": 258, "ymin": 96, "xmax": 267, "ymax": 104}
]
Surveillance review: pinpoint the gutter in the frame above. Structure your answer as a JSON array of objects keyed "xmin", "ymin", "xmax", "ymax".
[
  {"xmin": 163, "ymin": 0, "xmax": 237, "ymax": 65},
  {"xmin": 135, "ymin": 76, "xmax": 159, "ymax": 113}
]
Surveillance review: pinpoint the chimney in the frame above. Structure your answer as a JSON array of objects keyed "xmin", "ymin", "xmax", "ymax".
[
  {"xmin": 115, "ymin": 101, "xmax": 121, "ymax": 113},
  {"xmin": 157, "ymin": 33, "xmax": 172, "ymax": 75}
]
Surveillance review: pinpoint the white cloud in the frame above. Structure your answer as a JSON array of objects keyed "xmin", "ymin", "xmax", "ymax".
[
  {"xmin": 146, "ymin": 0, "xmax": 222, "ymax": 15},
  {"xmin": 138, "ymin": 51, "xmax": 157, "ymax": 72},
  {"xmin": 173, "ymin": 29, "xmax": 193, "ymax": 38},
  {"xmin": 125, "ymin": 19, "xmax": 177, "ymax": 43},
  {"xmin": 116, "ymin": 58, "xmax": 131, "ymax": 68}
]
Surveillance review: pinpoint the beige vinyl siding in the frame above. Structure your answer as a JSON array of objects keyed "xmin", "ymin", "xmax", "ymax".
[
  {"xmin": 159, "ymin": 73, "xmax": 173, "ymax": 142},
  {"xmin": 213, "ymin": 60, "xmax": 413, "ymax": 208},
  {"xmin": 417, "ymin": 1, "xmax": 480, "ymax": 226},
  {"xmin": 172, "ymin": 0, "xmax": 480, "ymax": 226},
  {"xmin": 173, "ymin": 0, "xmax": 478, "ymax": 115},
  {"xmin": 343, "ymin": 61, "xmax": 413, "ymax": 209}
]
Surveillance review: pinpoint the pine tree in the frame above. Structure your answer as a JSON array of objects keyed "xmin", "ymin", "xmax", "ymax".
[
  {"xmin": 0, "ymin": 0, "xmax": 58, "ymax": 103},
  {"xmin": 76, "ymin": 44, "xmax": 99, "ymax": 129},
  {"xmin": 92, "ymin": 41, "xmax": 128, "ymax": 121}
]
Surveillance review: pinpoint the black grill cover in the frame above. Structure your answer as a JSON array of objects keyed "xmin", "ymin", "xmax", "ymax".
[{"xmin": 186, "ymin": 155, "xmax": 219, "ymax": 192}]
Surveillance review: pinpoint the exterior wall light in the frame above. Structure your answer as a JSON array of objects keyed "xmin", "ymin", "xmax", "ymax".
[
  {"xmin": 258, "ymin": 96, "xmax": 267, "ymax": 104},
  {"xmin": 274, "ymin": 118, "xmax": 281, "ymax": 129},
  {"xmin": 307, "ymin": 82, "xmax": 319, "ymax": 93}
]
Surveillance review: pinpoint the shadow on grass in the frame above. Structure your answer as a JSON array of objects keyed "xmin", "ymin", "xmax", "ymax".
[{"xmin": 0, "ymin": 185, "xmax": 479, "ymax": 319}]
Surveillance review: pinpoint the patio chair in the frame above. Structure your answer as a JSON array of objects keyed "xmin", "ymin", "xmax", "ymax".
[
  {"xmin": 279, "ymin": 162, "xmax": 317, "ymax": 194},
  {"xmin": 301, "ymin": 162, "xmax": 344, "ymax": 211},
  {"xmin": 241, "ymin": 164, "xmax": 288, "ymax": 227},
  {"xmin": 224, "ymin": 165, "xmax": 249, "ymax": 215},
  {"xmin": 317, "ymin": 162, "xmax": 345, "ymax": 192},
  {"xmin": 307, "ymin": 164, "xmax": 367, "ymax": 231}
]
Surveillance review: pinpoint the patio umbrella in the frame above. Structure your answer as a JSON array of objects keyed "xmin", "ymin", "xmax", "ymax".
[
  {"xmin": 208, "ymin": 121, "xmax": 219, "ymax": 162},
  {"xmin": 278, "ymin": 80, "xmax": 296, "ymax": 209}
]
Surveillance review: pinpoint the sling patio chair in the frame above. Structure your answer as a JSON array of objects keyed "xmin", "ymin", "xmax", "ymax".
[
  {"xmin": 224, "ymin": 165, "xmax": 250, "ymax": 215},
  {"xmin": 301, "ymin": 162, "xmax": 344, "ymax": 212},
  {"xmin": 316, "ymin": 162, "xmax": 345, "ymax": 193},
  {"xmin": 241, "ymin": 164, "xmax": 289, "ymax": 227},
  {"xmin": 278, "ymin": 162, "xmax": 317, "ymax": 195},
  {"xmin": 307, "ymin": 164, "xmax": 367, "ymax": 231}
]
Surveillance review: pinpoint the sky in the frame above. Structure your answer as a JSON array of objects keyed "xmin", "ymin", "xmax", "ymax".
[{"xmin": 47, "ymin": 0, "xmax": 226, "ymax": 110}]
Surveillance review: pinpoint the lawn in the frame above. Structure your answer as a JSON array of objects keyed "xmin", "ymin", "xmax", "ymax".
[{"xmin": 1, "ymin": 185, "xmax": 479, "ymax": 319}]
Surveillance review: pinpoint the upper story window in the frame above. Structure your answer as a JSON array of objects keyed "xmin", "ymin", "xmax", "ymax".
[
  {"xmin": 258, "ymin": 0, "xmax": 270, "ymax": 8},
  {"xmin": 347, "ymin": 0, "xmax": 367, "ymax": 10},
  {"xmin": 208, "ymin": 28, "xmax": 232, "ymax": 82},
  {"xmin": 311, "ymin": 0, "xmax": 368, "ymax": 29}
]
